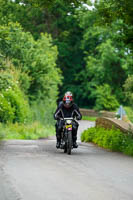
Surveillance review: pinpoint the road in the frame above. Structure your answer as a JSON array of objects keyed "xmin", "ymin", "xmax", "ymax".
[{"xmin": 0, "ymin": 120, "xmax": 133, "ymax": 200}]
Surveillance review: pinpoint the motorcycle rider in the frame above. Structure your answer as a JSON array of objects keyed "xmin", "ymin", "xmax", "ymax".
[{"xmin": 54, "ymin": 91, "xmax": 82, "ymax": 148}]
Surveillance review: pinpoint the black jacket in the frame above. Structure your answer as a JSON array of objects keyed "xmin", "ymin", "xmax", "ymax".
[{"xmin": 54, "ymin": 102, "xmax": 82, "ymax": 120}]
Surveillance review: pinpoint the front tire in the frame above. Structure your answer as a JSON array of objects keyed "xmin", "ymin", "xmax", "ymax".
[
  {"xmin": 67, "ymin": 131, "xmax": 72, "ymax": 155},
  {"xmin": 64, "ymin": 145, "xmax": 67, "ymax": 153}
]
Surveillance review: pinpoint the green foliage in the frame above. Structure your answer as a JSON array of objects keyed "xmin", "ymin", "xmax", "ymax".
[
  {"xmin": 94, "ymin": 0, "xmax": 133, "ymax": 49},
  {"xmin": 0, "ymin": 122, "xmax": 55, "ymax": 140},
  {"xmin": 0, "ymin": 124, "xmax": 5, "ymax": 140},
  {"xmin": 0, "ymin": 23, "xmax": 62, "ymax": 102},
  {"xmin": 0, "ymin": 0, "xmax": 132, "ymax": 117},
  {"xmin": 0, "ymin": 93, "xmax": 15, "ymax": 123},
  {"xmin": 0, "ymin": 0, "xmax": 85, "ymax": 106},
  {"xmin": 0, "ymin": 0, "xmax": 87, "ymax": 39},
  {"xmin": 0, "ymin": 73, "xmax": 13, "ymax": 90},
  {"xmin": 124, "ymin": 107, "xmax": 133, "ymax": 123},
  {"xmin": 82, "ymin": 116, "xmax": 97, "ymax": 121},
  {"xmin": 95, "ymin": 84, "xmax": 119, "ymax": 111},
  {"xmin": 31, "ymin": 100, "xmax": 56, "ymax": 126},
  {"xmin": 3, "ymin": 88, "xmax": 31, "ymax": 123},
  {"xmin": 0, "ymin": 23, "xmax": 62, "ymax": 130},
  {"xmin": 81, "ymin": 128, "xmax": 96, "ymax": 142},
  {"xmin": 81, "ymin": 126, "xmax": 133, "ymax": 156},
  {"xmin": 0, "ymin": 60, "xmax": 31, "ymax": 123},
  {"xmin": 0, "ymin": 86, "xmax": 31, "ymax": 123},
  {"xmin": 123, "ymin": 75, "xmax": 133, "ymax": 107},
  {"xmin": 0, "ymin": 3, "xmax": 62, "ymax": 138},
  {"xmin": 79, "ymin": 20, "xmax": 129, "ymax": 106},
  {"xmin": 27, "ymin": 33, "xmax": 62, "ymax": 102}
]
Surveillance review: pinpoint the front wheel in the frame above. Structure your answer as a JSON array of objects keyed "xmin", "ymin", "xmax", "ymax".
[
  {"xmin": 67, "ymin": 131, "xmax": 72, "ymax": 155},
  {"xmin": 64, "ymin": 146, "xmax": 67, "ymax": 153}
]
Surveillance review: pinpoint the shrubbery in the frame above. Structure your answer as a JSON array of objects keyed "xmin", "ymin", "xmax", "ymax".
[
  {"xmin": 0, "ymin": 23, "xmax": 62, "ymax": 103},
  {"xmin": 0, "ymin": 88, "xmax": 31, "ymax": 123},
  {"xmin": 124, "ymin": 106, "xmax": 133, "ymax": 123},
  {"xmin": 81, "ymin": 126, "xmax": 133, "ymax": 156},
  {"xmin": 0, "ymin": 122, "xmax": 55, "ymax": 140},
  {"xmin": 123, "ymin": 75, "xmax": 133, "ymax": 107},
  {"xmin": 0, "ymin": 65, "xmax": 31, "ymax": 123},
  {"xmin": 95, "ymin": 84, "xmax": 119, "ymax": 111},
  {"xmin": 0, "ymin": 22, "xmax": 62, "ymax": 140},
  {"xmin": 31, "ymin": 100, "xmax": 56, "ymax": 126},
  {"xmin": 2, "ymin": 88, "xmax": 31, "ymax": 123}
]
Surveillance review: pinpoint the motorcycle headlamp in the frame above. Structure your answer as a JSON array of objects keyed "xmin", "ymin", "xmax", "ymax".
[{"xmin": 66, "ymin": 120, "xmax": 72, "ymax": 124}]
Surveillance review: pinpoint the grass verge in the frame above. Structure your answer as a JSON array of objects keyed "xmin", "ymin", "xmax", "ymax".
[
  {"xmin": 82, "ymin": 116, "xmax": 97, "ymax": 121},
  {"xmin": 0, "ymin": 122, "xmax": 55, "ymax": 140},
  {"xmin": 81, "ymin": 126, "xmax": 133, "ymax": 156},
  {"xmin": 124, "ymin": 106, "xmax": 133, "ymax": 123}
]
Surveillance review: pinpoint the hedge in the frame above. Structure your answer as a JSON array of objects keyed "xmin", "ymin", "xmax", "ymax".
[{"xmin": 81, "ymin": 126, "xmax": 133, "ymax": 156}]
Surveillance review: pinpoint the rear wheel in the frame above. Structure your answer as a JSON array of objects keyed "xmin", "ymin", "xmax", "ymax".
[{"xmin": 67, "ymin": 131, "xmax": 72, "ymax": 155}]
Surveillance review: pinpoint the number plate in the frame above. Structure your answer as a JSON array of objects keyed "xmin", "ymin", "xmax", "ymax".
[{"xmin": 66, "ymin": 124, "xmax": 72, "ymax": 129}]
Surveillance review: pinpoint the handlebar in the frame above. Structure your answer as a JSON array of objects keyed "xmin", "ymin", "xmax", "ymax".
[
  {"xmin": 60, "ymin": 117, "xmax": 78, "ymax": 124},
  {"xmin": 64, "ymin": 117, "xmax": 73, "ymax": 120}
]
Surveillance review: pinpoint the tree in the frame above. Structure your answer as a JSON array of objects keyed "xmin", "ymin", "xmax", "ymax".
[
  {"xmin": 123, "ymin": 75, "xmax": 133, "ymax": 107},
  {"xmin": 0, "ymin": 22, "xmax": 62, "ymax": 126},
  {"xmin": 1, "ymin": 0, "xmax": 132, "ymax": 109},
  {"xmin": 0, "ymin": 22, "xmax": 62, "ymax": 102},
  {"xmin": 0, "ymin": 0, "xmax": 87, "ymax": 106},
  {"xmin": 94, "ymin": 0, "xmax": 133, "ymax": 49},
  {"xmin": 95, "ymin": 84, "xmax": 119, "ymax": 111},
  {"xmin": 76, "ymin": 10, "xmax": 131, "ymax": 107}
]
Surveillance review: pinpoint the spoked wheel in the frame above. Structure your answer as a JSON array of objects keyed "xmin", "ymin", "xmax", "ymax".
[{"xmin": 67, "ymin": 131, "xmax": 72, "ymax": 155}]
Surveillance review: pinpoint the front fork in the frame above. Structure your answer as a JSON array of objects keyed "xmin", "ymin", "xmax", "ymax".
[{"xmin": 61, "ymin": 129, "xmax": 73, "ymax": 149}]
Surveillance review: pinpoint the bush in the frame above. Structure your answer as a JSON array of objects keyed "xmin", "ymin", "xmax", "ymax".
[
  {"xmin": 0, "ymin": 73, "xmax": 14, "ymax": 90},
  {"xmin": 0, "ymin": 23, "xmax": 62, "ymax": 103},
  {"xmin": 0, "ymin": 88, "xmax": 31, "ymax": 123},
  {"xmin": 81, "ymin": 126, "xmax": 133, "ymax": 156},
  {"xmin": 95, "ymin": 84, "xmax": 119, "ymax": 111},
  {"xmin": 0, "ymin": 63, "xmax": 31, "ymax": 123},
  {"xmin": 31, "ymin": 100, "xmax": 56, "ymax": 126},
  {"xmin": 1, "ymin": 122, "xmax": 55, "ymax": 140},
  {"xmin": 0, "ymin": 94, "xmax": 15, "ymax": 123},
  {"xmin": 123, "ymin": 75, "xmax": 133, "ymax": 107}
]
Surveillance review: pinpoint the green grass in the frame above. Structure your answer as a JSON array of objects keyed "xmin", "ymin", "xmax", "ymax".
[
  {"xmin": 0, "ymin": 121, "xmax": 55, "ymax": 140},
  {"xmin": 81, "ymin": 126, "xmax": 133, "ymax": 156},
  {"xmin": 0, "ymin": 106, "xmax": 132, "ymax": 140},
  {"xmin": 0, "ymin": 101, "xmax": 56, "ymax": 140},
  {"xmin": 0, "ymin": 99, "xmax": 58, "ymax": 140},
  {"xmin": 82, "ymin": 116, "xmax": 97, "ymax": 121},
  {"xmin": 124, "ymin": 106, "xmax": 133, "ymax": 123}
]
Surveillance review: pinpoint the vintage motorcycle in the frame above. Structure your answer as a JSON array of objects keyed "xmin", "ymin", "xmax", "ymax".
[{"xmin": 60, "ymin": 117, "xmax": 78, "ymax": 155}]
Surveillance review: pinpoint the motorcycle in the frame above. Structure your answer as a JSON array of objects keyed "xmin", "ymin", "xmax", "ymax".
[{"xmin": 60, "ymin": 117, "xmax": 78, "ymax": 155}]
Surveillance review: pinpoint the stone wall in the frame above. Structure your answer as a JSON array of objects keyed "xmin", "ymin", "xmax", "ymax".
[
  {"xmin": 96, "ymin": 117, "xmax": 133, "ymax": 134},
  {"xmin": 80, "ymin": 108, "xmax": 115, "ymax": 118}
]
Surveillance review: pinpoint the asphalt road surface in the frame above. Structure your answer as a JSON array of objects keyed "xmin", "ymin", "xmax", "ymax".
[{"xmin": 0, "ymin": 120, "xmax": 133, "ymax": 200}]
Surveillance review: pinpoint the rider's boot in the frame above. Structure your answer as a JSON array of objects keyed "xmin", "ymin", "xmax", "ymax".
[
  {"xmin": 73, "ymin": 136, "xmax": 78, "ymax": 148},
  {"xmin": 56, "ymin": 141, "xmax": 60, "ymax": 148},
  {"xmin": 56, "ymin": 136, "xmax": 61, "ymax": 148},
  {"xmin": 56, "ymin": 132, "xmax": 61, "ymax": 148},
  {"xmin": 73, "ymin": 142, "xmax": 78, "ymax": 148}
]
